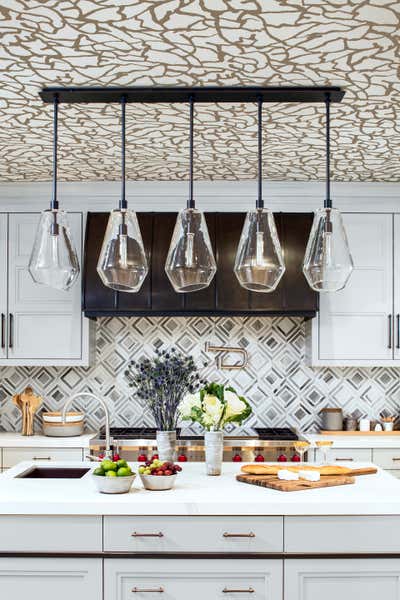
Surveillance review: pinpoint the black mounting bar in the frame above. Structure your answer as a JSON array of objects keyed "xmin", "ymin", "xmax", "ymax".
[{"xmin": 40, "ymin": 86, "xmax": 344, "ymax": 104}]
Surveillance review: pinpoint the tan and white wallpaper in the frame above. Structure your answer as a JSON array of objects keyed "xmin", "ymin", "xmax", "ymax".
[{"xmin": 0, "ymin": 0, "xmax": 398, "ymax": 183}]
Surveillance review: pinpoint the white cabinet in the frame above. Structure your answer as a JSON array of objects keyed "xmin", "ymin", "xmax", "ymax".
[
  {"xmin": 307, "ymin": 213, "xmax": 399, "ymax": 366},
  {"xmin": 0, "ymin": 557, "xmax": 102, "ymax": 600},
  {"xmin": 285, "ymin": 558, "xmax": 400, "ymax": 600},
  {"xmin": 2, "ymin": 446, "xmax": 83, "ymax": 468},
  {"xmin": 0, "ymin": 212, "xmax": 93, "ymax": 366},
  {"xmin": 314, "ymin": 447, "xmax": 372, "ymax": 464},
  {"xmin": 104, "ymin": 558, "xmax": 282, "ymax": 600},
  {"xmin": 104, "ymin": 516, "xmax": 283, "ymax": 553}
]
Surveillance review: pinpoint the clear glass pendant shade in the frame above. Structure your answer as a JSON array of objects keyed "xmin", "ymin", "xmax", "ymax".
[
  {"xmin": 29, "ymin": 209, "xmax": 80, "ymax": 291},
  {"xmin": 234, "ymin": 208, "xmax": 285, "ymax": 292},
  {"xmin": 165, "ymin": 208, "xmax": 216, "ymax": 293},
  {"xmin": 97, "ymin": 209, "xmax": 148, "ymax": 293},
  {"xmin": 303, "ymin": 207, "xmax": 354, "ymax": 292}
]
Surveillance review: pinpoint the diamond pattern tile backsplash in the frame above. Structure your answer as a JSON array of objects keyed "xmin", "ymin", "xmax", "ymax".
[{"xmin": 0, "ymin": 316, "xmax": 399, "ymax": 434}]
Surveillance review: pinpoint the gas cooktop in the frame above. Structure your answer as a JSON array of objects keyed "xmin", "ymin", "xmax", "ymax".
[{"xmin": 96, "ymin": 426, "xmax": 298, "ymax": 442}]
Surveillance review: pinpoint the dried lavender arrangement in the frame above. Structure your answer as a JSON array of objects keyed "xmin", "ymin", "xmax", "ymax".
[{"xmin": 125, "ymin": 348, "xmax": 203, "ymax": 431}]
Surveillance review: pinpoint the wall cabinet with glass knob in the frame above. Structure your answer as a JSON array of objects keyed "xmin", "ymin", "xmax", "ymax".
[
  {"xmin": 306, "ymin": 212, "xmax": 400, "ymax": 366},
  {"xmin": 0, "ymin": 212, "xmax": 93, "ymax": 366}
]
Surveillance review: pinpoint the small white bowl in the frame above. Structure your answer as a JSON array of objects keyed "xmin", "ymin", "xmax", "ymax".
[
  {"xmin": 92, "ymin": 473, "xmax": 136, "ymax": 494},
  {"xmin": 139, "ymin": 473, "xmax": 177, "ymax": 491}
]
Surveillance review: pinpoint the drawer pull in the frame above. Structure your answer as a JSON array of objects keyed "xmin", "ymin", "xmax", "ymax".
[
  {"xmin": 335, "ymin": 458, "xmax": 353, "ymax": 461},
  {"xmin": 223, "ymin": 532, "xmax": 255, "ymax": 538},
  {"xmin": 392, "ymin": 458, "xmax": 400, "ymax": 462},
  {"xmin": 223, "ymin": 588, "xmax": 254, "ymax": 594},
  {"xmin": 132, "ymin": 588, "xmax": 164, "ymax": 593},
  {"xmin": 32, "ymin": 456, "xmax": 52, "ymax": 460},
  {"xmin": 131, "ymin": 532, "xmax": 164, "ymax": 538}
]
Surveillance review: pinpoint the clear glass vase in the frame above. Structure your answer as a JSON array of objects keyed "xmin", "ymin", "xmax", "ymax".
[
  {"xmin": 165, "ymin": 208, "xmax": 216, "ymax": 293},
  {"xmin": 97, "ymin": 209, "xmax": 148, "ymax": 293},
  {"xmin": 205, "ymin": 430, "xmax": 223, "ymax": 476},
  {"xmin": 29, "ymin": 209, "xmax": 80, "ymax": 291},
  {"xmin": 156, "ymin": 430, "xmax": 177, "ymax": 462},
  {"xmin": 234, "ymin": 208, "xmax": 285, "ymax": 292}
]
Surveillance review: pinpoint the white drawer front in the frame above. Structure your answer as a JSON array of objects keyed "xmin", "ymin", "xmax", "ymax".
[
  {"xmin": 104, "ymin": 516, "xmax": 283, "ymax": 553},
  {"xmin": 3, "ymin": 447, "xmax": 82, "ymax": 468},
  {"xmin": 104, "ymin": 558, "xmax": 282, "ymax": 600},
  {"xmin": 0, "ymin": 515, "xmax": 102, "ymax": 552},
  {"xmin": 285, "ymin": 516, "xmax": 400, "ymax": 553},
  {"xmin": 373, "ymin": 449, "xmax": 400, "ymax": 470},
  {"xmin": 320, "ymin": 447, "xmax": 372, "ymax": 463}
]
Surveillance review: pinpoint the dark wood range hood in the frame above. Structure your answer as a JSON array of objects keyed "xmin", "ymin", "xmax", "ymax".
[{"xmin": 83, "ymin": 212, "xmax": 318, "ymax": 318}]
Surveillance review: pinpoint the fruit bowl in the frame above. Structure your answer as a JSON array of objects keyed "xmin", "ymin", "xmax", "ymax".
[
  {"xmin": 139, "ymin": 473, "xmax": 177, "ymax": 491},
  {"xmin": 92, "ymin": 472, "xmax": 136, "ymax": 494},
  {"xmin": 91, "ymin": 458, "xmax": 136, "ymax": 494}
]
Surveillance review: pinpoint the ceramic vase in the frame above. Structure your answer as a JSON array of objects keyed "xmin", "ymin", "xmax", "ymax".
[
  {"xmin": 156, "ymin": 430, "xmax": 177, "ymax": 462},
  {"xmin": 205, "ymin": 430, "xmax": 223, "ymax": 476}
]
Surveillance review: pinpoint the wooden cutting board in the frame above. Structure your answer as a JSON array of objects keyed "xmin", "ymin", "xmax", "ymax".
[
  {"xmin": 240, "ymin": 464, "xmax": 377, "ymax": 477},
  {"xmin": 236, "ymin": 473, "xmax": 355, "ymax": 492}
]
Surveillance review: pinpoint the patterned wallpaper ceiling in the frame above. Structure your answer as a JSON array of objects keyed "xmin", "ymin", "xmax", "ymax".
[{"xmin": 0, "ymin": 0, "xmax": 399, "ymax": 184}]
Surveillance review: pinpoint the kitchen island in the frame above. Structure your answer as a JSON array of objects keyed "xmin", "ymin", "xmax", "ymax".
[{"xmin": 1, "ymin": 461, "xmax": 400, "ymax": 599}]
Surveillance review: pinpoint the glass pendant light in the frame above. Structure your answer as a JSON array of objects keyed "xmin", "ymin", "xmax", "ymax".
[
  {"xmin": 303, "ymin": 94, "xmax": 353, "ymax": 292},
  {"xmin": 29, "ymin": 95, "xmax": 80, "ymax": 291},
  {"xmin": 234, "ymin": 96, "xmax": 285, "ymax": 292},
  {"xmin": 165, "ymin": 96, "xmax": 216, "ymax": 293},
  {"xmin": 97, "ymin": 97, "xmax": 148, "ymax": 293}
]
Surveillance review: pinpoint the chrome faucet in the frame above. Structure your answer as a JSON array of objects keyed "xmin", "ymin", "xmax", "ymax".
[{"xmin": 61, "ymin": 392, "xmax": 113, "ymax": 460}]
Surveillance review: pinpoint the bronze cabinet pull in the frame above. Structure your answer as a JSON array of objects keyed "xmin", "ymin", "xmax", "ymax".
[
  {"xmin": 335, "ymin": 457, "xmax": 353, "ymax": 461},
  {"xmin": 9, "ymin": 313, "xmax": 13, "ymax": 349},
  {"xmin": 32, "ymin": 456, "xmax": 51, "ymax": 460},
  {"xmin": 131, "ymin": 532, "xmax": 164, "ymax": 538},
  {"xmin": 388, "ymin": 314, "xmax": 393, "ymax": 349},
  {"xmin": 1, "ymin": 313, "xmax": 4, "ymax": 349},
  {"xmin": 392, "ymin": 458, "xmax": 400, "ymax": 462},
  {"xmin": 397, "ymin": 314, "xmax": 400, "ymax": 349},
  {"xmin": 131, "ymin": 588, "xmax": 164, "ymax": 593},
  {"xmin": 223, "ymin": 532, "xmax": 255, "ymax": 538},
  {"xmin": 223, "ymin": 588, "xmax": 254, "ymax": 594}
]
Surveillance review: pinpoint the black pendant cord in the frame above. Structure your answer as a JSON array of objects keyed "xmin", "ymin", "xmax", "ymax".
[
  {"xmin": 187, "ymin": 95, "xmax": 195, "ymax": 210},
  {"xmin": 120, "ymin": 95, "xmax": 127, "ymax": 212},
  {"xmin": 324, "ymin": 92, "xmax": 332, "ymax": 210},
  {"xmin": 51, "ymin": 94, "xmax": 59, "ymax": 212},
  {"xmin": 256, "ymin": 95, "xmax": 264, "ymax": 211}
]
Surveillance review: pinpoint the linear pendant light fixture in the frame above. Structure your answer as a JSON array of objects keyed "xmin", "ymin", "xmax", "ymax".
[
  {"xmin": 29, "ymin": 94, "xmax": 80, "ymax": 291},
  {"xmin": 39, "ymin": 86, "xmax": 346, "ymax": 294},
  {"xmin": 234, "ymin": 96, "xmax": 285, "ymax": 292},
  {"xmin": 97, "ymin": 96, "xmax": 148, "ymax": 293},
  {"xmin": 303, "ymin": 93, "xmax": 353, "ymax": 292},
  {"xmin": 165, "ymin": 96, "xmax": 216, "ymax": 293}
]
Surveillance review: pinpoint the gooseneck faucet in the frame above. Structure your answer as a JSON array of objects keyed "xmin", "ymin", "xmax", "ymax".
[{"xmin": 61, "ymin": 392, "xmax": 113, "ymax": 459}]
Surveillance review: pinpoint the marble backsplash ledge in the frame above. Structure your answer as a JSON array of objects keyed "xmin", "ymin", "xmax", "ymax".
[{"xmin": 0, "ymin": 316, "xmax": 399, "ymax": 434}]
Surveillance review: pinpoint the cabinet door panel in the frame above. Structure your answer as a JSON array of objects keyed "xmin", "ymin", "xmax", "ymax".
[
  {"xmin": 393, "ymin": 215, "xmax": 400, "ymax": 359},
  {"xmin": 0, "ymin": 557, "xmax": 102, "ymax": 600},
  {"xmin": 285, "ymin": 558, "xmax": 400, "ymax": 600},
  {"xmin": 0, "ymin": 215, "xmax": 7, "ymax": 359},
  {"xmin": 318, "ymin": 213, "xmax": 393, "ymax": 361},
  {"xmin": 8, "ymin": 213, "xmax": 82, "ymax": 360},
  {"xmin": 105, "ymin": 558, "xmax": 282, "ymax": 600}
]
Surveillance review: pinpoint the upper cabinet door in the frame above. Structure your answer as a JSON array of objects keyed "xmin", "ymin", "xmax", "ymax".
[
  {"xmin": 393, "ymin": 215, "xmax": 400, "ymax": 360},
  {"xmin": 0, "ymin": 215, "xmax": 7, "ymax": 359},
  {"xmin": 7, "ymin": 213, "xmax": 83, "ymax": 361},
  {"xmin": 316, "ymin": 213, "xmax": 393, "ymax": 363}
]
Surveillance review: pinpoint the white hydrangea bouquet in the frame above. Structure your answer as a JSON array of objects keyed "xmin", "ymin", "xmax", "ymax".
[{"xmin": 179, "ymin": 382, "xmax": 252, "ymax": 431}]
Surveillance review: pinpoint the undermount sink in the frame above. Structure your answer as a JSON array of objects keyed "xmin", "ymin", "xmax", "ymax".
[{"xmin": 17, "ymin": 467, "xmax": 90, "ymax": 479}]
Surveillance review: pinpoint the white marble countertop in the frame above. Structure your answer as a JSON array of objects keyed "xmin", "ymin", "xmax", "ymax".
[
  {"xmin": 1, "ymin": 461, "xmax": 400, "ymax": 516},
  {"xmin": 0, "ymin": 432, "xmax": 96, "ymax": 448},
  {"xmin": 305, "ymin": 433, "xmax": 400, "ymax": 448}
]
